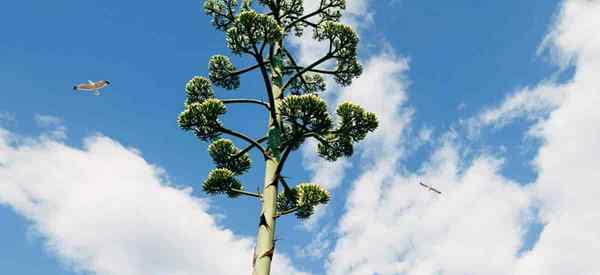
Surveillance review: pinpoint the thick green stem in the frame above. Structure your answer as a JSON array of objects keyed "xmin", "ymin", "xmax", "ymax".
[{"xmin": 252, "ymin": 41, "xmax": 285, "ymax": 275}]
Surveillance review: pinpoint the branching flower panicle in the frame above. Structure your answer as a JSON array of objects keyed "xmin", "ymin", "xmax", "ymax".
[{"xmin": 179, "ymin": 1, "xmax": 379, "ymax": 274}]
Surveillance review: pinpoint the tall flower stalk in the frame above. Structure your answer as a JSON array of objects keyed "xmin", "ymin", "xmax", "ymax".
[{"xmin": 177, "ymin": 1, "xmax": 378, "ymax": 274}]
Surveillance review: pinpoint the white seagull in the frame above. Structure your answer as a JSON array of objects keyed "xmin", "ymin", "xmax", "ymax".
[{"xmin": 73, "ymin": 80, "xmax": 111, "ymax": 95}]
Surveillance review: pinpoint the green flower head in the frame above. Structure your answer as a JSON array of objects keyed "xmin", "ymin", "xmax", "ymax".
[
  {"xmin": 203, "ymin": 168, "xmax": 243, "ymax": 198},
  {"xmin": 208, "ymin": 139, "xmax": 251, "ymax": 175},
  {"xmin": 177, "ymin": 99, "xmax": 226, "ymax": 141},
  {"xmin": 185, "ymin": 76, "xmax": 214, "ymax": 105},
  {"xmin": 209, "ymin": 55, "xmax": 240, "ymax": 90},
  {"xmin": 226, "ymin": 11, "xmax": 283, "ymax": 54}
]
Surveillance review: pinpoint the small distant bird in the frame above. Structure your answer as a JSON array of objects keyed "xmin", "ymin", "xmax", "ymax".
[
  {"xmin": 419, "ymin": 182, "xmax": 442, "ymax": 194},
  {"xmin": 73, "ymin": 80, "xmax": 111, "ymax": 95}
]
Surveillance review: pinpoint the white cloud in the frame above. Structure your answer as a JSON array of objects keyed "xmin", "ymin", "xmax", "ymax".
[
  {"xmin": 418, "ymin": 126, "xmax": 433, "ymax": 143},
  {"xmin": 540, "ymin": 0, "xmax": 600, "ymax": 69},
  {"xmin": 300, "ymin": 139, "xmax": 350, "ymax": 230},
  {"xmin": 339, "ymin": 0, "xmax": 374, "ymax": 28},
  {"xmin": 327, "ymin": 0, "xmax": 600, "ymax": 274},
  {"xmin": 469, "ymin": 83, "xmax": 567, "ymax": 133},
  {"xmin": 514, "ymin": 1, "xmax": 600, "ymax": 274},
  {"xmin": 0, "ymin": 127, "xmax": 308, "ymax": 275},
  {"xmin": 295, "ymin": 224, "xmax": 333, "ymax": 259},
  {"xmin": 328, "ymin": 141, "xmax": 531, "ymax": 275}
]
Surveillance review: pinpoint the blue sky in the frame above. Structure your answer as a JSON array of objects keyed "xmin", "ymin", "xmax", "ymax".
[{"xmin": 2, "ymin": 1, "xmax": 599, "ymax": 275}]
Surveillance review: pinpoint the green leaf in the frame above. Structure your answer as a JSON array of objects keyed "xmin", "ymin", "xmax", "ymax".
[
  {"xmin": 177, "ymin": 98, "xmax": 226, "ymax": 141},
  {"xmin": 185, "ymin": 76, "xmax": 214, "ymax": 106},
  {"xmin": 226, "ymin": 11, "xmax": 283, "ymax": 54},
  {"xmin": 203, "ymin": 168, "xmax": 243, "ymax": 198},
  {"xmin": 208, "ymin": 139, "xmax": 251, "ymax": 175},
  {"xmin": 209, "ymin": 55, "xmax": 240, "ymax": 90}
]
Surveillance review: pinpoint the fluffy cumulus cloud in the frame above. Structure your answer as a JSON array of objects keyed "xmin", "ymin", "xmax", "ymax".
[
  {"xmin": 329, "ymin": 141, "xmax": 531, "ymax": 275},
  {"xmin": 513, "ymin": 1, "xmax": 600, "ymax": 273},
  {"xmin": 467, "ymin": 82, "xmax": 567, "ymax": 136},
  {"xmin": 0, "ymin": 128, "xmax": 308, "ymax": 275},
  {"xmin": 326, "ymin": 0, "xmax": 600, "ymax": 274}
]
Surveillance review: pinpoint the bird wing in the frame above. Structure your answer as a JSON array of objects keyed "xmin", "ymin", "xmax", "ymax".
[
  {"xmin": 74, "ymin": 80, "xmax": 110, "ymax": 92},
  {"xmin": 95, "ymin": 81, "xmax": 108, "ymax": 89},
  {"xmin": 419, "ymin": 182, "xmax": 442, "ymax": 194},
  {"xmin": 75, "ymin": 83, "xmax": 97, "ymax": 90}
]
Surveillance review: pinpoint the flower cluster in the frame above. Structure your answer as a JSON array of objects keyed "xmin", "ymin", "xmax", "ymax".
[
  {"xmin": 316, "ymin": 21, "xmax": 362, "ymax": 86},
  {"xmin": 318, "ymin": 102, "xmax": 378, "ymax": 161},
  {"xmin": 208, "ymin": 139, "xmax": 252, "ymax": 175},
  {"xmin": 177, "ymin": 98, "xmax": 226, "ymax": 141},
  {"xmin": 209, "ymin": 55, "xmax": 240, "ymax": 90},
  {"xmin": 276, "ymin": 183, "xmax": 331, "ymax": 219},
  {"xmin": 203, "ymin": 168, "xmax": 244, "ymax": 198},
  {"xmin": 226, "ymin": 11, "xmax": 283, "ymax": 54}
]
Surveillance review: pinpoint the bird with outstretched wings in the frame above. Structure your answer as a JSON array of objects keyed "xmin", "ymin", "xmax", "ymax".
[
  {"xmin": 73, "ymin": 80, "xmax": 111, "ymax": 95},
  {"xmin": 419, "ymin": 182, "xmax": 442, "ymax": 194}
]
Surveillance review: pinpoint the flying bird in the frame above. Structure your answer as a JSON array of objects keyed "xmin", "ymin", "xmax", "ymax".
[
  {"xmin": 419, "ymin": 182, "xmax": 442, "ymax": 194},
  {"xmin": 73, "ymin": 80, "xmax": 111, "ymax": 95}
]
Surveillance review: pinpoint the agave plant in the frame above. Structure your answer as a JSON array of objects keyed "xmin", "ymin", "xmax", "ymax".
[{"xmin": 177, "ymin": 1, "xmax": 378, "ymax": 274}]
